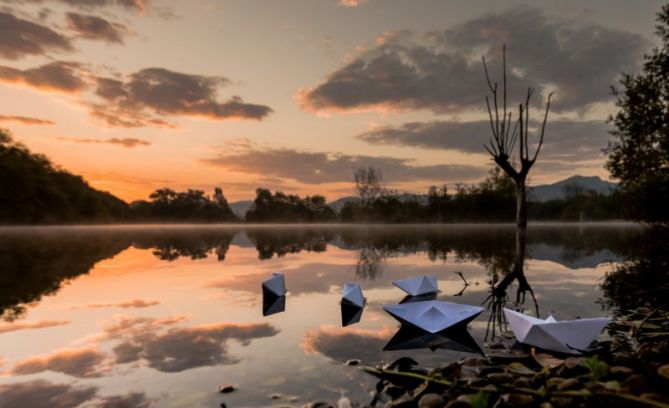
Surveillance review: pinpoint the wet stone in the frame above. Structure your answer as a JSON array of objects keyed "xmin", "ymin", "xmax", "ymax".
[
  {"xmin": 460, "ymin": 357, "xmax": 488, "ymax": 367},
  {"xmin": 624, "ymin": 374, "xmax": 652, "ymax": 394},
  {"xmin": 557, "ymin": 378, "xmax": 581, "ymax": 391},
  {"xmin": 384, "ymin": 384, "xmax": 407, "ymax": 399},
  {"xmin": 345, "ymin": 359, "xmax": 361, "ymax": 366},
  {"xmin": 485, "ymin": 372, "xmax": 514, "ymax": 383},
  {"xmin": 610, "ymin": 365, "xmax": 634, "ymax": 376},
  {"xmin": 501, "ymin": 393, "xmax": 535, "ymax": 407},
  {"xmin": 218, "ymin": 385, "xmax": 235, "ymax": 393},
  {"xmin": 418, "ymin": 393, "xmax": 445, "ymax": 408},
  {"xmin": 445, "ymin": 397, "xmax": 472, "ymax": 408},
  {"xmin": 513, "ymin": 377, "xmax": 533, "ymax": 388},
  {"xmin": 547, "ymin": 377, "xmax": 567, "ymax": 389},
  {"xmin": 387, "ymin": 393, "xmax": 415, "ymax": 408}
]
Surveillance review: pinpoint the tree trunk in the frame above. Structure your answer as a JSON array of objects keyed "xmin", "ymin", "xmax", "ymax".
[{"xmin": 516, "ymin": 178, "xmax": 527, "ymax": 227}]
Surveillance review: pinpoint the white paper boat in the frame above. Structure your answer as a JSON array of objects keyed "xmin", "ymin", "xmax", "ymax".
[
  {"xmin": 383, "ymin": 301, "xmax": 484, "ymax": 333},
  {"xmin": 503, "ymin": 308, "xmax": 610, "ymax": 354},
  {"xmin": 392, "ymin": 276, "xmax": 438, "ymax": 296},
  {"xmin": 261, "ymin": 272, "xmax": 286, "ymax": 296},
  {"xmin": 341, "ymin": 282, "xmax": 365, "ymax": 307}
]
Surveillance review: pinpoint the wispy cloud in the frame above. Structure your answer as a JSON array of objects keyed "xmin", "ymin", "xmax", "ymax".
[
  {"xmin": 66, "ymin": 12, "xmax": 130, "ymax": 44},
  {"xmin": 0, "ymin": 320, "xmax": 69, "ymax": 334},
  {"xmin": 202, "ymin": 141, "xmax": 487, "ymax": 184},
  {"xmin": 68, "ymin": 298, "xmax": 159, "ymax": 309},
  {"xmin": 0, "ymin": 114, "xmax": 55, "ymax": 125},
  {"xmin": 58, "ymin": 137, "xmax": 152, "ymax": 148}
]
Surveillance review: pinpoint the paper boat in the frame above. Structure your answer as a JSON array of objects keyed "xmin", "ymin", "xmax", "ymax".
[
  {"xmin": 262, "ymin": 292, "xmax": 285, "ymax": 316},
  {"xmin": 341, "ymin": 282, "xmax": 365, "ymax": 307},
  {"xmin": 261, "ymin": 272, "xmax": 286, "ymax": 296},
  {"xmin": 383, "ymin": 301, "xmax": 484, "ymax": 333},
  {"xmin": 384, "ymin": 326, "xmax": 482, "ymax": 354},
  {"xmin": 503, "ymin": 308, "xmax": 610, "ymax": 354},
  {"xmin": 341, "ymin": 303, "xmax": 363, "ymax": 326},
  {"xmin": 393, "ymin": 276, "xmax": 438, "ymax": 296},
  {"xmin": 399, "ymin": 292, "xmax": 437, "ymax": 304}
]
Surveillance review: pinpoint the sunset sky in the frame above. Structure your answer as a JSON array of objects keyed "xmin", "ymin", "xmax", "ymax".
[{"xmin": 0, "ymin": 0, "xmax": 663, "ymax": 202}]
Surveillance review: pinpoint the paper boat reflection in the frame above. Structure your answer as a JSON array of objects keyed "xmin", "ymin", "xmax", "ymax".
[
  {"xmin": 384, "ymin": 301, "xmax": 484, "ymax": 333},
  {"xmin": 399, "ymin": 292, "xmax": 437, "ymax": 304},
  {"xmin": 262, "ymin": 291, "xmax": 286, "ymax": 316},
  {"xmin": 384, "ymin": 326, "xmax": 483, "ymax": 354},
  {"xmin": 504, "ymin": 308, "xmax": 610, "ymax": 354},
  {"xmin": 342, "ymin": 282, "xmax": 365, "ymax": 307},
  {"xmin": 341, "ymin": 302, "xmax": 363, "ymax": 327}
]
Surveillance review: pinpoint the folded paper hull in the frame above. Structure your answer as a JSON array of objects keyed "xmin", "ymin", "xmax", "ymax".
[
  {"xmin": 392, "ymin": 276, "xmax": 438, "ymax": 296},
  {"xmin": 504, "ymin": 308, "xmax": 610, "ymax": 354},
  {"xmin": 384, "ymin": 301, "xmax": 484, "ymax": 333},
  {"xmin": 342, "ymin": 282, "xmax": 365, "ymax": 307},
  {"xmin": 262, "ymin": 272, "xmax": 286, "ymax": 296}
]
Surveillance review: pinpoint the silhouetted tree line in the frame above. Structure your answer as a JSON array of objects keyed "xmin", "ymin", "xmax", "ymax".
[
  {"xmin": 0, "ymin": 130, "xmax": 130, "ymax": 224},
  {"xmin": 130, "ymin": 187, "xmax": 238, "ymax": 222},
  {"xmin": 245, "ymin": 188, "xmax": 336, "ymax": 223},
  {"xmin": 340, "ymin": 167, "xmax": 622, "ymax": 223}
]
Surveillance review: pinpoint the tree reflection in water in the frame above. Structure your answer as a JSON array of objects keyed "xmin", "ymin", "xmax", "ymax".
[{"xmin": 482, "ymin": 227, "xmax": 538, "ymax": 343}]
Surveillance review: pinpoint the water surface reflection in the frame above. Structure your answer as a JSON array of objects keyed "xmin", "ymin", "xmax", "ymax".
[{"xmin": 0, "ymin": 224, "xmax": 650, "ymax": 407}]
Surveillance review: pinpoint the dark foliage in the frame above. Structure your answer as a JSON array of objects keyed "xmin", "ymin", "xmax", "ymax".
[
  {"xmin": 245, "ymin": 188, "xmax": 336, "ymax": 223},
  {"xmin": 0, "ymin": 129, "xmax": 130, "ymax": 224},
  {"xmin": 606, "ymin": 5, "xmax": 669, "ymax": 224},
  {"xmin": 131, "ymin": 187, "xmax": 238, "ymax": 222}
]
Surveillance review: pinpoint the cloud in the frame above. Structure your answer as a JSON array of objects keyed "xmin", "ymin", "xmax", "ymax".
[
  {"xmin": 99, "ymin": 315, "xmax": 279, "ymax": 372},
  {"xmin": 0, "ymin": 319, "xmax": 69, "ymax": 334},
  {"xmin": 338, "ymin": 0, "xmax": 362, "ymax": 6},
  {"xmin": 357, "ymin": 118, "xmax": 612, "ymax": 162},
  {"xmin": 97, "ymin": 392, "xmax": 153, "ymax": 408},
  {"xmin": 0, "ymin": 61, "xmax": 270, "ymax": 127},
  {"xmin": 69, "ymin": 298, "xmax": 159, "ymax": 309},
  {"xmin": 0, "ymin": 11, "xmax": 73, "ymax": 59},
  {"xmin": 0, "ymin": 114, "xmax": 55, "ymax": 125},
  {"xmin": 202, "ymin": 143, "xmax": 487, "ymax": 184},
  {"xmin": 301, "ymin": 325, "xmax": 391, "ymax": 363},
  {"xmin": 90, "ymin": 68, "xmax": 273, "ymax": 127},
  {"xmin": 298, "ymin": 8, "xmax": 646, "ymax": 115},
  {"xmin": 0, "ymin": 380, "xmax": 98, "ymax": 408},
  {"xmin": 59, "ymin": 137, "xmax": 151, "ymax": 148},
  {"xmin": 1, "ymin": 0, "xmax": 148, "ymax": 12},
  {"xmin": 0, "ymin": 61, "xmax": 87, "ymax": 93},
  {"xmin": 66, "ymin": 12, "xmax": 128, "ymax": 44},
  {"xmin": 10, "ymin": 347, "xmax": 107, "ymax": 378}
]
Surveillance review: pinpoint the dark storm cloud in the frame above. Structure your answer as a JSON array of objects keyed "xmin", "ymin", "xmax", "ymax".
[
  {"xmin": 91, "ymin": 68, "xmax": 273, "ymax": 127},
  {"xmin": 299, "ymin": 8, "xmax": 646, "ymax": 114},
  {"xmin": 357, "ymin": 119, "xmax": 611, "ymax": 162},
  {"xmin": 0, "ymin": 61, "xmax": 87, "ymax": 93},
  {"xmin": 66, "ymin": 12, "xmax": 128, "ymax": 44},
  {"xmin": 202, "ymin": 144, "xmax": 487, "ymax": 184},
  {"xmin": 0, "ymin": 380, "xmax": 98, "ymax": 408},
  {"xmin": 0, "ymin": 11, "xmax": 73, "ymax": 59},
  {"xmin": 101, "ymin": 315, "xmax": 279, "ymax": 372}
]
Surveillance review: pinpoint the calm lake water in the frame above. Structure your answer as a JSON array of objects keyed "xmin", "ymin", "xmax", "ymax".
[{"xmin": 0, "ymin": 224, "xmax": 642, "ymax": 407}]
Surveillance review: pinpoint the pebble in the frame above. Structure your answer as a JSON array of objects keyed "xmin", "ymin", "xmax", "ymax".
[
  {"xmin": 485, "ymin": 372, "xmax": 514, "ymax": 383},
  {"xmin": 218, "ymin": 385, "xmax": 235, "ymax": 393},
  {"xmin": 557, "ymin": 378, "xmax": 581, "ymax": 391},
  {"xmin": 657, "ymin": 364, "xmax": 669, "ymax": 380},
  {"xmin": 610, "ymin": 365, "xmax": 634, "ymax": 376},
  {"xmin": 387, "ymin": 393, "xmax": 414, "ymax": 408},
  {"xmin": 624, "ymin": 374, "xmax": 652, "ymax": 394},
  {"xmin": 460, "ymin": 357, "xmax": 487, "ymax": 367},
  {"xmin": 345, "ymin": 359, "xmax": 361, "ymax": 366},
  {"xmin": 445, "ymin": 398, "xmax": 471, "ymax": 408},
  {"xmin": 418, "ymin": 393, "xmax": 445, "ymax": 408}
]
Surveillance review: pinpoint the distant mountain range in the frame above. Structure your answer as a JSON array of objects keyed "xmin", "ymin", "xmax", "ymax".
[
  {"xmin": 228, "ymin": 175, "xmax": 618, "ymax": 217},
  {"xmin": 528, "ymin": 175, "xmax": 617, "ymax": 202}
]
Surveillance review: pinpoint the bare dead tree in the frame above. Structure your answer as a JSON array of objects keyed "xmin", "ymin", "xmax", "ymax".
[
  {"xmin": 354, "ymin": 166, "xmax": 384, "ymax": 207},
  {"xmin": 482, "ymin": 45, "xmax": 553, "ymax": 227}
]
